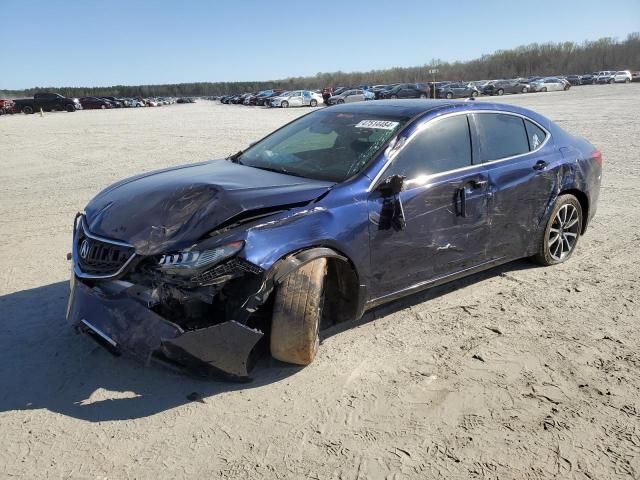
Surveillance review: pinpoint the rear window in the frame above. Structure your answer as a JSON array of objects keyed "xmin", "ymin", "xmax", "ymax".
[
  {"xmin": 475, "ymin": 113, "xmax": 530, "ymax": 162},
  {"xmin": 524, "ymin": 120, "xmax": 547, "ymax": 151}
]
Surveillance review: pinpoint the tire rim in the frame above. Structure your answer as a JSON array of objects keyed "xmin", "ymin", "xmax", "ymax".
[{"xmin": 549, "ymin": 204, "xmax": 579, "ymax": 261}]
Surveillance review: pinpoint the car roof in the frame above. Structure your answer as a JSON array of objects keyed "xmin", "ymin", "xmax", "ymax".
[
  {"xmin": 326, "ymin": 99, "xmax": 457, "ymax": 118},
  {"xmin": 324, "ymin": 99, "xmax": 551, "ymax": 128}
]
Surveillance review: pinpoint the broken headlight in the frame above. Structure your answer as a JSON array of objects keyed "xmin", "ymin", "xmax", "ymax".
[{"xmin": 157, "ymin": 241, "xmax": 244, "ymax": 273}]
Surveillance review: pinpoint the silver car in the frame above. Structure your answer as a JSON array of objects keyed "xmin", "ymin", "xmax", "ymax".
[
  {"xmin": 530, "ymin": 77, "xmax": 566, "ymax": 92},
  {"xmin": 327, "ymin": 89, "xmax": 375, "ymax": 105},
  {"xmin": 269, "ymin": 90, "xmax": 322, "ymax": 108}
]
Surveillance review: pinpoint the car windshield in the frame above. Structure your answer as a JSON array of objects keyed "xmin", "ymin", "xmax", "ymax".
[{"xmin": 236, "ymin": 110, "xmax": 409, "ymax": 182}]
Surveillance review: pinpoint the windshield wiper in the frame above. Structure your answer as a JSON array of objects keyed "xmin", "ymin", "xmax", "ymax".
[
  {"xmin": 249, "ymin": 165, "xmax": 309, "ymax": 178},
  {"xmin": 227, "ymin": 151, "xmax": 244, "ymax": 164}
]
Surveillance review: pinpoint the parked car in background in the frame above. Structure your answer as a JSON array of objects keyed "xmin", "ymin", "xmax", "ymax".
[
  {"xmin": 260, "ymin": 90, "xmax": 285, "ymax": 106},
  {"xmin": 269, "ymin": 90, "xmax": 322, "ymax": 108},
  {"xmin": 482, "ymin": 80, "xmax": 531, "ymax": 96},
  {"xmin": 580, "ymin": 73, "xmax": 597, "ymax": 84},
  {"xmin": 632, "ymin": 71, "xmax": 640, "ymax": 82},
  {"xmin": 530, "ymin": 77, "xmax": 566, "ymax": 92},
  {"xmin": 595, "ymin": 71, "xmax": 615, "ymax": 84},
  {"xmin": 379, "ymin": 83, "xmax": 429, "ymax": 99},
  {"xmin": 436, "ymin": 82, "xmax": 479, "ymax": 98},
  {"xmin": 13, "ymin": 92, "xmax": 81, "ymax": 114},
  {"xmin": 0, "ymin": 99, "xmax": 14, "ymax": 115},
  {"xmin": 327, "ymin": 88, "xmax": 374, "ymax": 105},
  {"xmin": 79, "ymin": 97, "xmax": 112, "ymax": 109},
  {"xmin": 565, "ymin": 75, "xmax": 582, "ymax": 86},
  {"xmin": 612, "ymin": 70, "xmax": 632, "ymax": 83}
]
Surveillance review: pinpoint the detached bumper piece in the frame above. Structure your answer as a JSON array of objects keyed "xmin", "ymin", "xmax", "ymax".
[{"xmin": 67, "ymin": 278, "xmax": 264, "ymax": 378}]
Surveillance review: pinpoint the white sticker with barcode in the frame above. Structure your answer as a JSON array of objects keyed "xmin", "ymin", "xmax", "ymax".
[{"xmin": 355, "ymin": 120, "xmax": 399, "ymax": 130}]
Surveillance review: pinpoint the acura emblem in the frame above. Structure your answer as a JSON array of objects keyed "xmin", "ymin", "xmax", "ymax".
[{"xmin": 79, "ymin": 239, "xmax": 90, "ymax": 259}]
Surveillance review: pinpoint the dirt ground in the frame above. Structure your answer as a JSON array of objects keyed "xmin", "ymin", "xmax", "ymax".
[{"xmin": 1, "ymin": 85, "xmax": 639, "ymax": 479}]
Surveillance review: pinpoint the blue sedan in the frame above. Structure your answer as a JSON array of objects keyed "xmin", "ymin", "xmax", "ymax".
[{"xmin": 67, "ymin": 100, "xmax": 602, "ymax": 378}]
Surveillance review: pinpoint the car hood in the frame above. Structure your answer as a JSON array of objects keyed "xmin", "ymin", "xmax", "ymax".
[{"xmin": 84, "ymin": 160, "xmax": 334, "ymax": 255}]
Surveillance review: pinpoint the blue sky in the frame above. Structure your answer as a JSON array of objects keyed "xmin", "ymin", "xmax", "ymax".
[{"xmin": 1, "ymin": 0, "xmax": 638, "ymax": 89}]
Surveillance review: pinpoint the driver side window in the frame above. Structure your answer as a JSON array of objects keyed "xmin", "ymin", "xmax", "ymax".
[{"xmin": 385, "ymin": 115, "xmax": 472, "ymax": 183}]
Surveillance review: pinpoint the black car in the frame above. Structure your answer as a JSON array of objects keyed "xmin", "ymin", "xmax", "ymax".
[
  {"xmin": 13, "ymin": 92, "xmax": 81, "ymax": 114},
  {"xmin": 580, "ymin": 73, "xmax": 597, "ymax": 84},
  {"xmin": 565, "ymin": 75, "xmax": 583, "ymax": 86},
  {"xmin": 436, "ymin": 82, "xmax": 479, "ymax": 99},
  {"xmin": 380, "ymin": 83, "xmax": 429, "ymax": 99},
  {"xmin": 482, "ymin": 80, "xmax": 530, "ymax": 96},
  {"xmin": 79, "ymin": 97, "xmax": 112, "ymax": 109}
]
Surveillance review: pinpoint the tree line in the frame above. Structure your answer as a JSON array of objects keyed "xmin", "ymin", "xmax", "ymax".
[{"xmin": 2, "ymin": 33, "xmax": 638, "ymax": 99}]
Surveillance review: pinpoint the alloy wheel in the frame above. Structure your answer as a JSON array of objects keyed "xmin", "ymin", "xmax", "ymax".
[{"xmin": 548, "ymin": 204, "xmax": 580, "ymax": 261}]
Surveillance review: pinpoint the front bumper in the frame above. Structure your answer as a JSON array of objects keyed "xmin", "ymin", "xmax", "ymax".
[{"xmin": 67, "ymin": 276, "xmax": 264, "ymax": 378}]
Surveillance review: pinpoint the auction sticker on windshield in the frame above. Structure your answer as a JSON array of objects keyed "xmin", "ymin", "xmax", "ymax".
[{"xmin": 355, "ymin": 120, "xmax": 400, "ymax": 130}]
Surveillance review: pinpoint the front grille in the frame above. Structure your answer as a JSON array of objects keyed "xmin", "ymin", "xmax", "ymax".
[
  {"xmin": 75, "ymin": 223, "xmax": 135, "ymax": 277},
  {"xmin": 191, "ymin": 258, "xmax": 263, "ymax": 285}
]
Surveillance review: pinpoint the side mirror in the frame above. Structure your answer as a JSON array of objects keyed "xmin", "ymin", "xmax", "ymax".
[{"xmin": 377, "ymin": 175, "xmax": 405, "ymax": 196}]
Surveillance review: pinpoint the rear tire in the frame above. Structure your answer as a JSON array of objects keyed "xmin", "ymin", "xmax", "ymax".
[
  {"xmin": 531, "ymin": 194, "xmax": 582, "ymax": 266},
  {"xmin": 65, "ymin": 104, "xmax": 75, "ymax": 112},
  {"xmin": 419, "ymin": 93, "xmax": 427, "ymax": 99},
  {"xmin": 390, "ymin": 94, "xmax": 398, "ymax": 99},
  {"xmin": 310, "ymin": 99, "xmax": 318, "ymax": 107},
  {"xmin": 471, "ymin": 90, "xmax": 478, "ymax": 97},
  {"xmin": 446, "ymin": 92, "xmax": 453, "ymax": 99},
  {"xmin": 521, "ymin": 87, "xmax": 528, "ymax": 93},
  {"xmin": 541, "ymin": 87, "xmax": 548, "ymax": 92},
  {"xmin": 271, "ymin": 258, "xmax": 327, "ymax": 365}
]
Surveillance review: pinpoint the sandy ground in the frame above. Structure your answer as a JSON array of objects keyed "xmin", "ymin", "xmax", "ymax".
[{"xmin": 1, "ymin": 85, "xmax": 639, "ymax": 479}]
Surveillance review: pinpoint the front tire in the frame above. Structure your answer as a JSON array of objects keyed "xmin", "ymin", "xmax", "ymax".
[
  {"xmin": 281, "ymin": 101, "xmax": 289, "ymax": 108},
  {"xmin": 419, "ymin": 93, "xmax": 427, "ymax": 99},
  {"xmin": 446, "ymin": 92, "xmax": 453, "ymax": 99},
  {"xmin": 65, "ymin": 104, "xmax": 75, "ymax": 112},
  {"xmin": 271, "ymin": 258, "xmax": 327, "ymax": 365},
  {"xmin": 532, "ymin": 194, "xmax": 582, "ymax": 266},
  {"xmin": 471, "ymin": 90, "xmax": 478, "ymax": 97},
  {"xmin": 390, "ymin": 94, "xmax": 398, "ymax": 99},
  {"xmin": 541, "ymin": 87, "xmax": 548, "ymax": 92},
  {"xmin": 521, "ymin": 87, "xmax": 528, "ymax": 93},
  {"xmin": 497, "ymin": 88, "xmax": 504, "ymax": 96},
  {"xmin": 22, "ymin": 106, "xmax": 34, "ymax": 114}
]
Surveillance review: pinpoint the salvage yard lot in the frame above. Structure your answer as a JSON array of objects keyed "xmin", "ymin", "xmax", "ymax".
[{"xmin": 1, "ymin": 84, "xmax": 639, "ymax": 479}]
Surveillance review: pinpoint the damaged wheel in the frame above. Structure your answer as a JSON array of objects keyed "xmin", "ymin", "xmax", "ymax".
[{"xmin": 270, "ymin": 258, "xmax": 327, "ymax": 365}]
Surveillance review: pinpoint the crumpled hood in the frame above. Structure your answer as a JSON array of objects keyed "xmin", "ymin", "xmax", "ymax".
[{"xmin": 84, "ymin": 160, "xmax": 334, "ymax": 255}]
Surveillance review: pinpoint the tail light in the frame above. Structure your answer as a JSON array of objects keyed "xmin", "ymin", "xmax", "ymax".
[{"xmin": 592, "ymin": 150, "xmax": 603, "ymax": 167}]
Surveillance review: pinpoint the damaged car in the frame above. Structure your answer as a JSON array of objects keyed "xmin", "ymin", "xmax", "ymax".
[{"xmin": 67, "ymin": 100, "xmax": 602, "ymax": 379}]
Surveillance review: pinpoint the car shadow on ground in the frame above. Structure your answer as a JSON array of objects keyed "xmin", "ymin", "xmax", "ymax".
[{"xmin": 0, "ymin": 259, "xmax": 538, "ymax": 423}]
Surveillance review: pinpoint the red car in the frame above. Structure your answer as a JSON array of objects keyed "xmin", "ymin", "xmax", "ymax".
[{"xmin": 0, "ymin": 99, "xmax": 14, "ymax": 115}]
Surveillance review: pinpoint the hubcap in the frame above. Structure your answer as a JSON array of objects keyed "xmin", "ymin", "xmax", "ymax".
[{"xmin": 548, "ymin": 204, "xmax": 579, "ymax": 261}]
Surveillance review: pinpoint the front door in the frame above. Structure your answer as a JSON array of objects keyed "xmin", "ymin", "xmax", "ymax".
[{"xmin": 367, "ymin": 114, "xmax": 491, "ymax": 300}]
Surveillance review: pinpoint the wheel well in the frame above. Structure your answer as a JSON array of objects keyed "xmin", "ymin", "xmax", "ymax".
[
  {"xmin": 323, "ymin": 257, "xmax": 360, "ymax": 326},
  {"xmin": 561, "ymin": 188, "xmax": 589, "ymax": 234}
]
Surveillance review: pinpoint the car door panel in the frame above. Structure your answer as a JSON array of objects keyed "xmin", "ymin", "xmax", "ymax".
[
  {"xmin": 368, "ymin": 168, "xmax": 490, "ymax": 298},
  {"xmin": 471, "ymin": 113, "xmax": 561, "ymax": 260},
  {"xmin": 367, "ymin": 113, "xmax": 491, "ymax": 299}
]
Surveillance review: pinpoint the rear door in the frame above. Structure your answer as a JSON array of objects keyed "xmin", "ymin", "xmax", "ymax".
[
  {"xmin": 367, "ymin": 113, "xmax": 491, "ymax": 298},
  {"xmin": 471, "ymin": 112, "xmax": 560, "ymax": 260},
  {"xmin": 290, "ymin": 91, "xmax": 303, "ymax": 106}
]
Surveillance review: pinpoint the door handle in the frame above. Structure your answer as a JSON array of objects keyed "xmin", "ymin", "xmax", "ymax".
[
  {"xmin": 470, "ymin": 179, "xmax": 488, "ymax": 188},
  {"xmin": 456, "ymin": 187, "xmax": 467, "ymax": 217},
  {"xmin": 533, "ymin": 160, "xmax": 548, "ymax": 170}
]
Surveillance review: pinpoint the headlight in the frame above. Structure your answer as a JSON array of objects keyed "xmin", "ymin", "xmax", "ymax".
[{"xmin": 157, "ymin": 241, "xmax": 244, "ymax": 272}]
